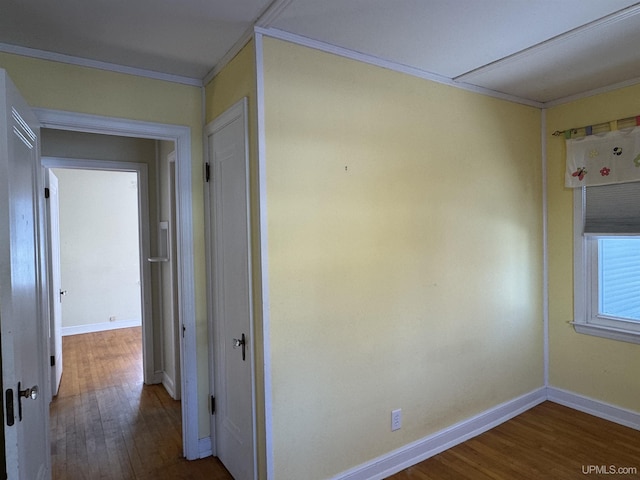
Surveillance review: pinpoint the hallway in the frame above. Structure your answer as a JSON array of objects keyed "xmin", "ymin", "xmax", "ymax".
[{"xmin": 50, "ymin": 327, "xmax": 232, "ymax": 479}]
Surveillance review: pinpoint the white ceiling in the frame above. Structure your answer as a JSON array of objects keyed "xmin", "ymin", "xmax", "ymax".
[{"xmin": 2, "ymin": 0, "xmax": 640, "ymax": 105}]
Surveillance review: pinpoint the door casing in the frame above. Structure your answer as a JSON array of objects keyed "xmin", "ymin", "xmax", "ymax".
[
  {"xmin": 45, "ymin": 169, "xmax": 62, "ymax": 399},
  {"xmin": 35, "ymin": 108, "xmax": 201, "ymax": 459}
]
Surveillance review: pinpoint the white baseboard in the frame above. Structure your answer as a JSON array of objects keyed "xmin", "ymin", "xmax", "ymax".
[
  {"xmin": 149, "ymin": 371, "xmax": 163, "ymax": 385},
  {"xmin": 61, "ymin": 318, "xmax": 141, "ymax": 336},
  {"xmin": 547, "ymin": 386, "xmax": 640, "ymax": 430},
  {"xmin": 199, "ymin": 436, "xmax": 212, "ymax": 459},
  {"xmin": 162, "ymin": 372, "xmax": 177, "ymax": 400},
  {"xmin": 332, "ymin": 387, "xmax": 547, "ymax": 480}
]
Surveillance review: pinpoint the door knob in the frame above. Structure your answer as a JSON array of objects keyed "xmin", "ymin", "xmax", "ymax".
[
  {"xmin": 232, "ymin": 333, "xmax": 246, "ymax": 361},
  {"xmin": 19, "ymin": 384, "xmax": 38, "ymax": 400},
  {"xmin": 17, "ymin": 382, "xmax": 38, "ymax": 421}
]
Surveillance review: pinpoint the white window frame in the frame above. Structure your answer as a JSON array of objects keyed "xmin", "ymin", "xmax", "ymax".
[{"xmin": 573, "ymin": 187, "xmax": 640, "ymax": 344}]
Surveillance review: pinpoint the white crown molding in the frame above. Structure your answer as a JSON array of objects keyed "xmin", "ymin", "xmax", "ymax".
[
  {"xmin": 255, "ymin": 27, "xmax": 544, "ymax": 109},
  {"xmin": 202, "ymin": 0, "xmax": 294, "ymax": 86},
  {"xmin": 0, "ymin": 42, "xmax": 202, "ymax": 87},
  {"xmin": 255, "ymin": 0, "xmax": 294, "ymax": 28},
  {"xmin": 202, "ymin": 26, "xmax": 254, "ymax": 85},
  {"xmin": 544, "ymin": 75, "xmax": 640, "ymax": 108}
]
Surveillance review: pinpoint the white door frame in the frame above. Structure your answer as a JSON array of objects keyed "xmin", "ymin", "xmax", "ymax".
[
  {"xmin": 45, "ymin": 169, "xmax": 62, "ymax": 400},
  {"xmin": 34, "ymin": 108, "xmax": 200, "ymax": 460},
  {"xmin": 204, "ymin": 97, "xmax": 257, "ymax": 476},
  {"xmin": 41, "ymin": 158, "xmax": 154, "ymax": 383}
]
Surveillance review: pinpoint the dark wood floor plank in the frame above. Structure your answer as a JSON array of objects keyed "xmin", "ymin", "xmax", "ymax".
[{"xmin": 50, "ymin": 327, "xmax": 232, "ymax": 480}]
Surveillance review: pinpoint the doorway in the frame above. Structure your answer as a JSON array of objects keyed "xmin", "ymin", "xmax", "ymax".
[
  {"xmin": 36, "ymin": 108, "xmax": 200, "ymax": 459},
  {"xmin": 42, "ymin": 156, "xmax": 156, "ymax": 380}
]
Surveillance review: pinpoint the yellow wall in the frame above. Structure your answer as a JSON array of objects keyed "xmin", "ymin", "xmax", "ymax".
[
  {"xmin": 205, "ymin": 40, "xmax": 256, "ymax": 123},
  {"xmin": 204, "ymin": 39, "xmax": 268, "ymax": 477},
  {"xmin": 546, "ymin": 85, "xmax": 640, "ymax": 411},
  {"xmin": 0, "ymin": 53, "xmax": 212, "ymax": 437},
  {"xmin": 263, "ymin": 38, "xmax": 544, "ymax": 479}
]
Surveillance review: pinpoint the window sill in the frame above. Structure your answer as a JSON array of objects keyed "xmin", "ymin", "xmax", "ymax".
[{"xmin": 571, "ymin": 322, "xmax": 640, "ymax": 345}]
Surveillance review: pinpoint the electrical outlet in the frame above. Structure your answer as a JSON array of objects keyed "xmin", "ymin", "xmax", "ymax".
[{"xmin": 391, "ymin": 409, "xmax": 402, "ymax": 431}]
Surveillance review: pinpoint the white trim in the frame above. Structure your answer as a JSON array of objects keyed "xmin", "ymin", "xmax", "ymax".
[
  {"xmin": 203, "ymin": 28, "xmax": 254, "ymax": 86},
  {"xmin": 255, "ymin": 0, "xmax": 295, "ymax": 28},
  {"xmin": 571, "ymin": 187, "xmax": 640, "ymax": 345},
  {"xmin": 327, "ymin": 386, "xmax": 640, "ymax": 480},
  {"xmin": 199, "ymin": 436, "xmax": 213, "ymax": 459},
  {"xmin": 254, "ymin": 27, "xmax": 544, "ymax": 109},
  {"xmin": 331, "ymin": 388, "xmax": 547, "ymax": 480},
  {"xmin": 543, "ymin": 75, "xmax": 640, "ymax": 108},
  {"xmin": 547, "ymin": 387, "xmax": 640, "ymax": 430},
  {"xmin": 571, "ymin": 321, "xmax": 640, "ymax": 345},
  {"xmin": 0, "ymin": 42, "xmax": 202, "ymax": 87},
  {"xmin": 35, "ymin": 108, "xmax": 200, "ymax": 460},
  {"xmin": 541, "ymin": 109, "xmax": 549, "ymax": 386},
  {"xmin": 61, "ymin": 318, "xmax": 141, "ymax": 336},
  {"xmin": 162, "ymin": 372, "xmax": 177, "ymax": 400},
  {"xmin": 254, "ymin": 31, "xmax": 275, "ymax": 480},
  {"xmin": 202, "ymin": 0, "xmax": 293, "ymax": 84}
]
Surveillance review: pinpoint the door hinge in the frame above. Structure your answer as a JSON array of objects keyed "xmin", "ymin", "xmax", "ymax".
[
  {"xmin": 205, "ymin": 162, "xmax": 211, "ymax": 183},
  {"xmin": 211, "ymin": 395, "xmax": 216, "ymax": 415},
  {"xmin": 44, "ymin": 187, "xmax": 50, "ymax": 199},
  {"xmin": 50, "ymin": 355, "xmax": 55, "ymax": 367}
]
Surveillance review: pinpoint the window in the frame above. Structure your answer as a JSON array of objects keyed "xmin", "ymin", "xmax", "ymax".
[{"xmin": 573, "ymin": 183, "xmax": 640, "ymax": 344}]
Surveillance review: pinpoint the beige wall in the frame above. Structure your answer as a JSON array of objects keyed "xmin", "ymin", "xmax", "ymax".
[
  {"xmin": 546, "ymin": 84, "xmax": 640, "ymax": 411},
  {"xmin": 0, "ymin": 54, "xmax": 212, "ymax": 437},
  {"xmin": 53, "ymin": 168, "xmax": 141, "ymax": 329},
  {"xmin": 262, "ymin": 37, "xmax": 544, "ymax": 479}
]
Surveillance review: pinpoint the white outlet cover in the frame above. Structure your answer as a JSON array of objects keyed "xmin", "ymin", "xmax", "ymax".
[{"xmin": 391, "ymin": 409, "xmax": 402, "ymax": 431}]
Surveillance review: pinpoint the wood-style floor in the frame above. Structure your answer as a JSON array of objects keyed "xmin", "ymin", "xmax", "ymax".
[
  {"xmin": 387, "ymin": 401, "xmax": 640, "ymax": 480},
  {"xmin": 51, "ymin": 328, "xmax": 640, "ymax": 480},
  {"xmin": 49, "ymin": 327, "xmax": 232, "ymax": 480}
]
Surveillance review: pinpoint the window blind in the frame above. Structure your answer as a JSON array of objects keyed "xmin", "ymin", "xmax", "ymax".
[{"xmin": 584, "ymin": 181, "xmax": 640, "ymax": 234}]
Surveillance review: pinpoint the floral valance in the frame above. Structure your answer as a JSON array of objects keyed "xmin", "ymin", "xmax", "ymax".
[{"xmin": 565, "ymin": 126, "xmax": 640, "ymax": 188}]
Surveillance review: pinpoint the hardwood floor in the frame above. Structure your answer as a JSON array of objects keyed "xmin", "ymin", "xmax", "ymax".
[
  {"xmin": 50, "ymin": 327, "xmax": 232, "ymax": 480},
  {"xmin": 52, "ymin": 329, "xmax": 640, "ymax": 479},
  {"xmin": 387, "ymin": 401, "xmax": 640, "ymax": 480}
]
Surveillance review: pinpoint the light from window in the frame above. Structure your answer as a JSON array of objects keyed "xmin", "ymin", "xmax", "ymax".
[{"xmin": 598, "ymin": 238, "xmax": 640, "ymax": 322}]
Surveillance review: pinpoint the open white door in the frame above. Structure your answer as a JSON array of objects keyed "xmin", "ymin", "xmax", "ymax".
[
  {"xmin": 207, "ymin": 98, "xmax": 256, "ymax": 480},
  {"xmin": 0, "ymin": 70, "xmax": 50, "ymax": 479},
  {"xmin": 46, "ymin": 169, "xmax": 63, "ymax": 398}
]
